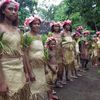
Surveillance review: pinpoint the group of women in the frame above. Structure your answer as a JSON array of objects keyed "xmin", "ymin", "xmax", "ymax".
[{"xmin": 0, "ymin": 0, "xmax": 100, "ymax": 100}]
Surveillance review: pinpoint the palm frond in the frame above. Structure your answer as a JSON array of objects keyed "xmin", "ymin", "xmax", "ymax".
[{"xmin": 22, "ymin": 34, "xmax": 33, "ymax": 48}]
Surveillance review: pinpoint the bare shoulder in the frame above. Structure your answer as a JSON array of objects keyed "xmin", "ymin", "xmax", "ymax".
[
  {"xmin": 0, "ymin": 24, "xmax": 5, "ymax": 33},
  {"xmin": 14, "ymin": 27, "xmax": 20, "ymax": 32}
]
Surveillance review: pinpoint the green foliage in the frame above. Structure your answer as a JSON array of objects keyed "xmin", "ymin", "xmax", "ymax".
[
  {"xmin": 41, "ymin": 34, "xmax": 49, "ymax": 60},
  {"xmin": 70, "ymin": 12, "xmax": 84, "ymax": 28},
  {"xmin": 22, "ymin": 35, "xmax": 33, "ymax": 48},
  {"xmin": 18, "ymin": 0, "xmax": 37, "ymax": 26},
  {"xmin": 0, "ymin": 33, "xmax": 4, "ymax": 50},
  {"xmin": 54, "ymin": 2, "xmax": 68, "ymax": 21},
  {"xmin": 18, "ymin": 8, "xmax": 30, "ymax": 26},
  {"xmin": 65, "ymin": 0, "xmax": 100, "ymax": 30},
  {"xmin": 41, "ymin": 34, "xmax": 48, "ymax": 45},
  {"xmin": 44, "ymin": 48, "xmax": 49, "ymax": 61},
  {"xmin": 17, "ymin": 0, "xmax": 100, "ymax": 31},
  {"xmin": 38, "ymin": 4, "xmax": 57, "ymax": 21}
]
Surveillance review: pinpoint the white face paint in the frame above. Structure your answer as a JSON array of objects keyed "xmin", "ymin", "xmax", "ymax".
[{"xmin": 4, "ymin": 2, "xmax": 18, "ymax": 21}]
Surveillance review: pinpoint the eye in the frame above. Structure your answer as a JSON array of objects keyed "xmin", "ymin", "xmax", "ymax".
[
  {"xmin": 8, "ymin": 7, "xmax": 13, "ymax": 11},
  {"xmin": 8, "ymin": 7, "xmax": 17, "ymax": 12}
]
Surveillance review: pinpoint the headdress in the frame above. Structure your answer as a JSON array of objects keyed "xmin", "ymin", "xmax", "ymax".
[
  {"xmin": 76, "ymin": 26, "xmax": 83, "ymax": 31},
  {"xmin": 63, "ymin": 19, "xmax": 72, "ymax": 26},
  {"xmin": 24, "ymin": 15, "xmax": 42, "ymax": 27},
  {"xmin": 0, "ymin": 0, "xmax": 19, "ymax": 10}
]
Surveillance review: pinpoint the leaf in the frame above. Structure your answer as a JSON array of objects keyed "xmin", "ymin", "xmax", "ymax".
[
  {"xmin": 0, "ymin": 32, "xmax": 4, "ymax": 41},
  {"xmin": 97, "ymin": 70, "xmax": 100, "ymax": 74},
  {"xmin": 22, "ymin": 34, "xmax": 33, "ymax": 48}
]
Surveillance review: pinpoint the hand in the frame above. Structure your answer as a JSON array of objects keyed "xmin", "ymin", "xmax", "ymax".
[
  {"xmin": 0, "ymin": 82, "xmax": 8, "ymax": 96},
  {"xmin": 29, "ymin": 72, "xmax": 36, "ymax": 82},
  {"xmin": 30, "ymin": 76, "xmax": 36, "ymax": 82},
  {"xmin": 25, "ymin": 73, "xmax": 30, "ymax": 82},
  {"xmin": 52, "ymin": 70, "xmax": 57, "ymax": 74}
]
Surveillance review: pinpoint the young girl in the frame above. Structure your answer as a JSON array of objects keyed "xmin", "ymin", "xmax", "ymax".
[
  {"xmin": 45, "ymin": 37, "xmax": 59, "ymax": 100},
  {"xmin": 0, "ymin": 0, "xmax": 27, "ymax": 99},
  {"xmin": 61, "ymin": 19, "xmax": 77, "ymax": 81}
]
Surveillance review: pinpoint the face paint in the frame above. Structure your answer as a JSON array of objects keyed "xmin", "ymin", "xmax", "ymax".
[
  {"xmin": 4, "ymin": 2, "xmax": 18, "ymax": 21},
  {"xmin": 6, "ymin": 2, "xmax": 18, "ymax": 13}
]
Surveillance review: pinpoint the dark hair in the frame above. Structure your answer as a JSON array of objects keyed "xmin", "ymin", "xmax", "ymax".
[
  {"xmin": 51, "ymin": 25, "xmax": 61, "ymax": 33},
  {"xmin": 63, "ymin": 24, "xmax": 72, "ymax": 32},
  {"xmin": 47, "ymin": 39, "xmax": 56, "ymax": 46},
  {"xmin": 29, "ymin": 18, "xmax": 41, "ymax": 29},
  {"xmin": 0, "ymin": 2, "xmax": 18, "ymax": 26}
]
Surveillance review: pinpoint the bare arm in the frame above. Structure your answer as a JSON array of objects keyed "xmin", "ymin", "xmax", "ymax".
[
  {"xmin": 0, "ymin": 24, "xmax": 8, "ymax": 93},
  {"xmin": 22, "ymin": 48, "xmax": 36, "ymax": 82}
]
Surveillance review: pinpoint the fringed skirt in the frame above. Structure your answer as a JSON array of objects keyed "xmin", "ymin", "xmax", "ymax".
[
  {"xmin": 0, "ymin": 57, "xmax": 29, "ymax": 100},
  {"xmin": 30, "ymin": 60, "xmax": 48, "ymax": 100}
]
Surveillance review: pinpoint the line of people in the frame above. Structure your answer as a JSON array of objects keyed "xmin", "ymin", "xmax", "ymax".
[
  {"xmin": 42, "ymin": 20, "xmax": 100, "ymax": 100},
  {"xmin": 0, "ymin": 0, "xmax": 100, "ymax": 100}
]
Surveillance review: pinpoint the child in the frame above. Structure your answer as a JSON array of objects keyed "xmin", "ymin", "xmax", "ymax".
[{"xmin": 45, "ymin": 37, "xmax": 59, "ymax": 100}]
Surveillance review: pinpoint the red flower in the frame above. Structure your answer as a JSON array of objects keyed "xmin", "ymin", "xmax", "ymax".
[
  {"xmin": 0, "ymin": 0, "xmax": 19, "ymax": 10},
  {"xmin": 96, "ymin": 31, "xmax": 100, "ymax": 35},
  {"xmin": 63, "ymin": 19, "xmax": 72, "ymax": 26}
]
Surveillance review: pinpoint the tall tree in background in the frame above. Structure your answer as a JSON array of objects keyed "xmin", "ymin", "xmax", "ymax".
[
  {"xmin": 16, "ymin": 0, "xmax": 100, "ymax": 31},
  {"xmin": 17, "ymin": 0, "xmax": 38, "ymax": 26},
  {"xmin": 64, "ymin": 0, "xmax": 100, "ymax": 30}
]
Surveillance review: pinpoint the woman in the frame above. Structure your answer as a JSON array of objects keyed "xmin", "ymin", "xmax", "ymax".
[
  {"xmin": 72, "ymin": 32, "xmax": 82, "ymax": 76},
  {"xmin": 91, "ymin": 35, "xmax": 98, "ymax": 67},
  {"xmin": 79, "ymin": 30, "xmax": 90, "ymax": 70},
  {"xmin": 61, "ymin": 20, "xmax": 77, "ymax": 81},
  {"xmin": 24, "ymin": 15, "xmax": 48, "ymax": 100},
  {"xmin": 0, "ymin": 0, "xmax": 26, "ymax": 100},
  {"xmin": 72, "ymin": 32, "xmax": 81, "ymax": 69},
  {"xmin": 76, "ymin": 26, "xmax": 83, "ymax": 34}
]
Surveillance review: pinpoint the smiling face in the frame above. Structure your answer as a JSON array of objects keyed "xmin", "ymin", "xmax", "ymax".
[
  {"xmin": 3, "ymin": 2, "xmax": 18, "ymax": 21},
  {"xmin": 30, "ymin": 19, "xmax": 41, "ymax": 33},
  {"xmin": 63, "ymin": 24, "xmax": 72, "ymax": 32},
  {"xmin": 53, "ymin": 25, "xmax": 60, "ymax": 32},
  {"xmin": 49, "ymin": 39, "xmax": 56, "ymax": 50}
]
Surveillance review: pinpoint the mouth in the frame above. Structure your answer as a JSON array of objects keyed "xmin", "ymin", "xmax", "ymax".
[{"xmin": 10, "ymin": 14, "xmax": 17, "ymax": 18}]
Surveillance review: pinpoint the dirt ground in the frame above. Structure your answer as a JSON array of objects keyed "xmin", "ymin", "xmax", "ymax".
[{"xmin": 56, "ymin": 67, "xmax": 100, "ymax": 100}]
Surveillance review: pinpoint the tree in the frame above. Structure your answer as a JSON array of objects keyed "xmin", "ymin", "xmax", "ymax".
[{"xmin": 17, "ymin": 0, "xmax": 38, "ymax": 26}]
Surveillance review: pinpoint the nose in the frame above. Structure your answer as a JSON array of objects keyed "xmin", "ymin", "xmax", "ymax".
[
  {"xmin": 12, "ymin": 9, "xmax": 16, "ymax": 14},
  {"xmin": 35, "ymin": 24, "xmax": 40, "ymax": 28}
]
